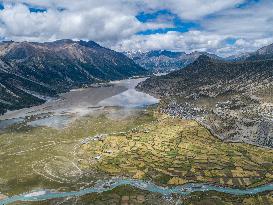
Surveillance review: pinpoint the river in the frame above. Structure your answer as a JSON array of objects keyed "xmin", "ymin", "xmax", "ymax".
[
  {"xmin": 0, "ymin": 78, "xmax": 272, "ymax": 204},
  {"xmin": 1, "ymin": 179, "xmax": 273, "ymax": 204},
  {"xmin": 0, "ymin": 78, "xmax": 158, "ymax": 130}
]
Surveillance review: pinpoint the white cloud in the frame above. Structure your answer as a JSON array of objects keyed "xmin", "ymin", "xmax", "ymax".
[
  {"xmin": 113, "ymin": 31, "xmax": 226, "ymax": 53},
  {"xmin": 139, "ymin": 0, "xmax": 245, "ymax": 20},
  {"xmin": 0, "ymin": 4, "xmax": 58, "ymax": 39},
  {"xmin": 203, "ymin": 1, "xmax": 273, "ymax": 38},
  {"xmin": 0, "ymin": 3, "xmax": 139, "ymax": 42},
  {"xmin": 0, "ymin": 1, "xmax": 174, "ymax": 43},
  {"xmin": 0, "ymin": 0, "xmax": 272, "ymax": 56}
]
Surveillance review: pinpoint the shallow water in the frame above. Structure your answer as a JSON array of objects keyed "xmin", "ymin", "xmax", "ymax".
[
  {"xmin": 26, "ymin": 115, "xmax": 73, "ymax": 129},
  {"xmin": 98, "ymin": 89, "xmax": 158, "ymax": 108},
  {"xmin": 1, "ymin": 179, "xmax": 273, "ymax": 204},
  {"xmin": 0, "ymin": 118, "xmax": 24, "ymax": 130},
  {"xmin": 0, "ymin": 78, "xmax": 272, "ymax": 204},
  {"xmin": 0, "ymin": 78, "xmax": 159, "ymax": 129}
]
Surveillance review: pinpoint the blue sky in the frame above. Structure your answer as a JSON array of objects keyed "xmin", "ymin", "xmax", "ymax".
[
  {"xmin": 0, "ymin": 0, "xmax": 271, "ymax": 56},
  {"xmin": 136, "ymin": 9, "xmax": 200, "ymax": 35}
]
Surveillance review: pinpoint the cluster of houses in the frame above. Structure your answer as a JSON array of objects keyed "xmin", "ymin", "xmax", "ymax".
[
  {"xmin": 160, "ymin": 101, "xmax": 207, "ymax": 120},
  {"xmin": 81, "ymin": 134, "xmax": 108, "ymax": 145}
]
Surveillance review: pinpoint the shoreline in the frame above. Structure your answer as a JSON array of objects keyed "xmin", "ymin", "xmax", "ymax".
[{"xmin": 0, "ymin": 75, "xmax": 149, "ymax": 117}]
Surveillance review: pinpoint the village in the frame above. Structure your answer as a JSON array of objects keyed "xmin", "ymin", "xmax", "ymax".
[{"xmin": 76, "ymin": 111, "xmax": 273, "ymax": 189}]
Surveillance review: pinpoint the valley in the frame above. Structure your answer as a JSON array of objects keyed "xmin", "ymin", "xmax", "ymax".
[
  {"xmin": 0, "ymin": 78, "xmax": 273, "ymax": 205},
  {"xmin": 1, "ymin": 41, "xmax": 273, "ymax": 205},
  {"xmin": 0, "ymin": 0, "xmax": 273, "ymax": 204},
  {"xmin": 0, "ymin": 40, "xmax": 146, "ymax": 115},
  {"xmin": 138, "ymin": 55, "xmax": 273, "ymax": 148}
]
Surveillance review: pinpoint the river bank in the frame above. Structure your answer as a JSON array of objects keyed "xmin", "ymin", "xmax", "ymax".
[
  {"xmin": 0, "ymin": 78, "xmax": 272, "ymax": 205},
  {"xmin": 1, "ymin": 179, "xmax": 273, "ymax": 204}
]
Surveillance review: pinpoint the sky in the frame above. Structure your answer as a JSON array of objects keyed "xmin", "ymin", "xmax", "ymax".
[{"xmin": 0, "ymin": 0, "xmax": 272, "ymax": 56}]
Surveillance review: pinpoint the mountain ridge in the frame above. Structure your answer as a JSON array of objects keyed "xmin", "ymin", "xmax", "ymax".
[
  {"xmin": 246, "ymin": 43, "xmax": 273, "ymax": 61},
  {"xmin": 0, "ymin": 39, "xmax": 147, "ymax": 114},
  {"xmin": 138, "ymin": 54, "xmax": 273, "ymax": 148},
  {"xmin": 124, "ymin": 50, "xmax": 223, "ymax": 72},
  {"xmin": 126, "ymin": 42, "xmax": 273, "ymax": 71}
]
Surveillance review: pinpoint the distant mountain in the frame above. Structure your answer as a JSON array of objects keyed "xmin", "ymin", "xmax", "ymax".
[
  {"xmin": 246, "ymin": 43, "xmax": 273, "ymax": 61},
  {"xmin": 0, "ymin": 40, "xmax": 146, "ymax": 114},
  {"xmin": 224, "ymin": 43, "xmax": 273, "ymax": 62},
  {"xmin": 225, "ymin": 52, "xmax": 252, "ymax": 62},
  {"xmin": 125, "ymin": 50, "xmax": 222, "ymax": 72},
  {"xmin": 138, "ymin": 55, "xmax": 273, "ymax": 148}
]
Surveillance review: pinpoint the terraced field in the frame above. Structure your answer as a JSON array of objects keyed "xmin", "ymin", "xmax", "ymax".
[
  {"xmin": 1, "ymin": 108, "xmax": 273, "ymax": 204},
  {"xmin": 0, "ymin": 108, "xmax": 155, "ymax": 196},
  {"xmin": 77, "ymin": 112, "xmax": 273, "ymax": 188}
]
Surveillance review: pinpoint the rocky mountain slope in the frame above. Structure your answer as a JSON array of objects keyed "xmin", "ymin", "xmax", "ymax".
[
  {"xmin": 247, "ymin": 43, "xmax": 273, "ymax": 61},
  {"xmin": 125, "ymin": 50, "xmax": 222, "ymax": 72},
  {"xmin": 225, "ymin": 43, "xmax": 273, "ymax": 62},
  {"xmin": 225, "ymin": 52, "xmax": 252, "ymax": 62},
  {"xmin": 138, "ymin": 55, "xmax": 273, "ymax": 148},
  {"xmin": 0, "ymin": 40, "xmax": 146, "ymax": 114}
]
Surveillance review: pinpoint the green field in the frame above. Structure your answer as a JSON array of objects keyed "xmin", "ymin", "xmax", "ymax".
[
  {"xmin": 0, "ymin": 108, "xmax": 273, "ymax": 204},
  {"xmin": 77, "ymin": 111, "xmax": 273, "ymax": 188},
  {"xmin": 0, "ymin": 108, "xmax": 155, "ymax": 196}
]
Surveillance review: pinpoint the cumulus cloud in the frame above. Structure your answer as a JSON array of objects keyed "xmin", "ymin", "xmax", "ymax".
[
  {"xmin": 203, "ymin": 0, "xmax": 273, "ymax": 39},
  {"xmin": 0, "ymin": 1, "xmax": 173, "ymax": 42},
  {"xmin": 0, "ymin": 3, "xmax": 141, "ymax": 42},
  {"xmin": 0, "ymin": 0, "xmax": 272, "ymax": 56},
  {"xmin": 0, "ymin": 4, "xmax": 59, "ymax": 41},
  {"xmin": 138, "ymin": 0, "xmax": 245, "ymax": 20},
  {"xmin": 113, "ymin": 31, "xmax": 226, "ymax": 53}
]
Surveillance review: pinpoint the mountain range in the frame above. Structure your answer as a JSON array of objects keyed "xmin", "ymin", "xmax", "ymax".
[
  {"xmin": 247, "ymin": 43, "xmax": 273, "ymax": 61},
  {"xmin": 0, "ymin": 40, "xmax": 146, "ymax": 114},
  {"xmin": 226, "ymin": 43, "xmax": 273, "ymax": 62},
  {"xmin": 125, "ymin": 43, "xmax": 273, "ymax": 72},
  {"xmin": 125, "ymin": 50, "xmax": 222, "ymax": 72},
  {"xmin": 137, "ymin": 44, "xmax": 273, "ymax": 148},
  {"xmin": 1, "ymin": 39, "xmax": 273, "ymax": 148}
]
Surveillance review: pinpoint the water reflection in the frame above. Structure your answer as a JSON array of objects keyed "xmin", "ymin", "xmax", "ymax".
[
  {"xmin": 0, "ymin": 118, "xmax": 24, "ymax": 130},
  {"xmin": 27, "ymin": 115, "xmax": 73, "ymax": 129},
  {"xmin": 0, "ymin": 78, "xmax": 159, "ymax": 130},
  {"xmin": 98, "ymin": 89, "xmax": 159, "ymax": 108}
]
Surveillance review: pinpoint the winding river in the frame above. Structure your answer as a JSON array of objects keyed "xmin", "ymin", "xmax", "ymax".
[
  {"xmin": 0, "ymin": 78, "xmax": 273, "ymax": 204},
  {"xmin": 1, "ymin": 179, "xmax": 273, "ymax": 204}
]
